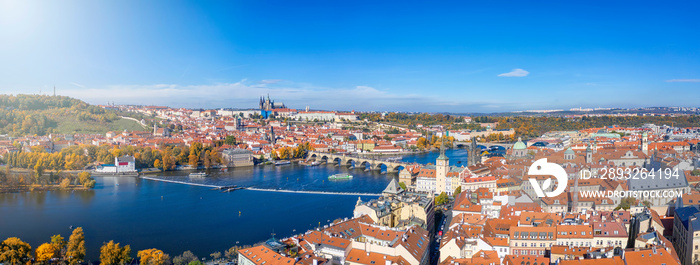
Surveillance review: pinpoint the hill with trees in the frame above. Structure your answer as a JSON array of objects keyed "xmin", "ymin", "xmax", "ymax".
[{"xmin": 0, "ymin": 94, "xmax": 144, "ymax": 136}]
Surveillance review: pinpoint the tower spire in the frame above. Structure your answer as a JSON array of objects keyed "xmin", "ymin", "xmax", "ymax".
[{"xmin": 440, "ymin": 130, "xmax": 446, "ymax": 157}]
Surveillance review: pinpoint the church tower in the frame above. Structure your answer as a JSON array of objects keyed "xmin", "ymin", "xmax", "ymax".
[
  {"xmin": 435, "ymin": 132, "xmax": 449, "ymax": 195},
  {"xmin": 586, "ymin": 144, "xmax": 592, "ymax": 164},
  {"xmin": 641, "ymin": 131, "xmax": 649, "ymax": 155}
]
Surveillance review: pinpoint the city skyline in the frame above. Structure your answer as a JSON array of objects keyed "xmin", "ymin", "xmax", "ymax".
[{"xmin": 1, "ymin": 0, "xmax": 699, "ymax": 112}]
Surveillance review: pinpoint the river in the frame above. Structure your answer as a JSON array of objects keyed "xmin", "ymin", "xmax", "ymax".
[{"xmin": 0, "ymin": 149, "xmax": 468, "ymax": 261}]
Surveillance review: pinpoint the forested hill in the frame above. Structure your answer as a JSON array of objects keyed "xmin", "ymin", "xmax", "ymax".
[{"xmin": 0, "ymin": 94, "xmax": 144, "ymax": 136}]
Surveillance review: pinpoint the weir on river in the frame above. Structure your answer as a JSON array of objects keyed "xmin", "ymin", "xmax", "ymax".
[{"xmin": 140, "ymin": 176, "xmax": 382, "ymax": 196}]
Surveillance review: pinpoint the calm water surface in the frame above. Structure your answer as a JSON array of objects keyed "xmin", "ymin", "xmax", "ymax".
[{"xmin": 0, "ymin": 150, "xmax": 466, "ymax": 261}]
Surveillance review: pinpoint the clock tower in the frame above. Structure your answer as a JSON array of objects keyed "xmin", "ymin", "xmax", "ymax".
[{"xmin": 435, "ymin": 132, "xmax": 449, "ymax": 195}]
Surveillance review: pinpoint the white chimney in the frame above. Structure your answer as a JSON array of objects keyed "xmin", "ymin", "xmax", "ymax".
[
  {"xmin": 313, "ymin": 259, "xmax": 318, "ymax": 265},
  {"xmin": 385, "ymin": 261, "xmax": 392, "ymax": 265}
]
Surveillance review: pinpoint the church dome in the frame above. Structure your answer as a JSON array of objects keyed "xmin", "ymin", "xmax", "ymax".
[
  {"xmin": 513, "ymin": 137, "xmax": 526, "ymax": 150},
  {"xmin": 565, "ymin": 147, "xmax": 574, "ymax": 155}
]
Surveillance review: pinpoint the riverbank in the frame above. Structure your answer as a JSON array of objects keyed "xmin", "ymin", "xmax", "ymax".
[{"xmin": 0, "ymin": 184, "xmax": 90, "ymax": 193}]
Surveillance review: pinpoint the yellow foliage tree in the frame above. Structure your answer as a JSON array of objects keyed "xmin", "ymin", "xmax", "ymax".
[
  {"xmin": 0, "ymin": 237, "xmax": 32, "ymax": 265},
  {"xmin": 138, "ymin": 248, "xmax": 170, "ymax": 265},
  {"xmin": 36, "ymin": 243, "xmax": 57, "ymax": 263},
  {"xmin": 66, "ymin": 227, "xmax": 85, "ymax": 265},
  {"xmin": 100, "ymin": 240, "xmax": 132, "ymax": 265},
  {"xmin": 60, "ymin": 178, "xmax": 71, "ymax": 189}
]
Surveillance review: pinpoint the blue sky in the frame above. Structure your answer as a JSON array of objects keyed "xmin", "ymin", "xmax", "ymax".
[{"xmin": 1, "ymin": 0, "xmax": 699, "ymax": 112}]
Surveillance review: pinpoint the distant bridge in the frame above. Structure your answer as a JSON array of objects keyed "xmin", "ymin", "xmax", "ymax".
[
  {"xmin": 453, "ymin": 142, "xmax": 514, "ymax": 150},
  {"xmin": 307, "ymin": 151, "xmax": 413, "ymax": 173}
]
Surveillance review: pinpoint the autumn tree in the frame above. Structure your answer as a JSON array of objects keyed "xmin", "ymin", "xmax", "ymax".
[
  {"xmin": 78, "ymin": 172, "xmax": 96, "ymax": 189},
  {"xmin": 224, "ymin": 246, "xmax": 240, "ymax": 261},
  {"xmin": 203, "ymin": 152, "xmax": 211, "ymax": 169},
  {"xmin": 66, "ymin": 227, "xmax": 86, "ymax": 265},
  {"xmin": 0, "ymin": 237, "xmax": 32, "ymax": 265},
  {"xmin": 210, "ymin": 252, "xmax": 222, "ymax": 262},
  {"xmin": 138, "ymin": 248, "xmax": 171, "ymax": 265},
  {"xmin": 154, "ymin": 159, "xmax": 162, "ymax": 169},
  {"xmin": 60, "ymin": 177, "xmax": 71, "ymax": 189},
  {"xmin": 51, "ymin": 234, "xmax": 66, "ymax": 260},
  {"xmin": 36, "ymin": 243, "xmax": 58, "ymax": 263},
  {"xmin": 173, "ymin": 250, "xmax": 197, "ymax": 265},
  {"xmin": 416, "ymin": 137, "xmax": 428, "ymax": 149},
  {"xmin": 100, "ymin": 240, "xmax": 132, "ymax": 265}
]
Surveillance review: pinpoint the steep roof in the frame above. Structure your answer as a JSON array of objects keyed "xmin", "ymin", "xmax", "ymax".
[{"xmin": 383, "ymin": 178, "xmax": 404, "ymax": 195}]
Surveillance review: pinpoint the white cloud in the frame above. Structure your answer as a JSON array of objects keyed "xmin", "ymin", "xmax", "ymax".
[
  {"xmin": 55, "ymin": 79, "xmax": 500, "ymax": 112},
  {"xmin": 498, "ymin": 69, "xmax": 529, "ymax": 77},
  {"xmin": 70, "ymin": 82, "xmax": 86, "ymax": 88},
  {"xmin": 666, "ymin": 79, "xmax": 700, "ymax": 83},
  {"xmin": 259, "ymin": 79, "xmax": 284, "ymax": 84}
]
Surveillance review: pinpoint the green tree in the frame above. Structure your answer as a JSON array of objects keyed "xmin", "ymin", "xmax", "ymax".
[
  {"xmin": 615, "ymin": 197, "xmax": 636, "ymax": 210},
  {"xmin": 435, "ymin": 192, "xmax": 449, "ymax": 206},
  {"xmin": 224, "ymin": 136, "xmax": 237, "ymax": 146},
  {"xmin": 454, "ymin": 186, "xmax": 462, "ymax": 197},
  {"xmin": 398, "ymin": 182, "xmax": 407, "ymax": 191}
]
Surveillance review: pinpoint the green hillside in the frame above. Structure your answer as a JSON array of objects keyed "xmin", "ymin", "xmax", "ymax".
[{"xmin": 0, "ymin": 94, "xmax": 147, "ymax": 136}]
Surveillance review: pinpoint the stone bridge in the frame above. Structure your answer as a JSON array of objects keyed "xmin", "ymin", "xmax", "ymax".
[
  {"xmin": 307, "ymin": 151, "xmax": 412, "ymax": 173},
  {"xmin": 453, "ymin": 141, "xmax": 514, "ymax": 149}
]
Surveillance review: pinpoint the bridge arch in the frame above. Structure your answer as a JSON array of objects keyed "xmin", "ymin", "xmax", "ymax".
[{"xmin": 345, "ymin": 159, "xmax": 356, "ymax": 167}]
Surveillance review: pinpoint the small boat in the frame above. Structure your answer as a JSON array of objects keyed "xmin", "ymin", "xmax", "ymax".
[
  {"xmin": 189, "ymin": 172, "xmax": 208, "ymax": 178},
  {"xmin": 328, "ymin": 173, "xmax": 353, "ymax": 180},
  {"xmin": 301, "ymin": 161, "xmax": 320, "ymax": 167},
  {"xmin": 275, "ymin": 160, "xmax": 291, "ymax": 166}
]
